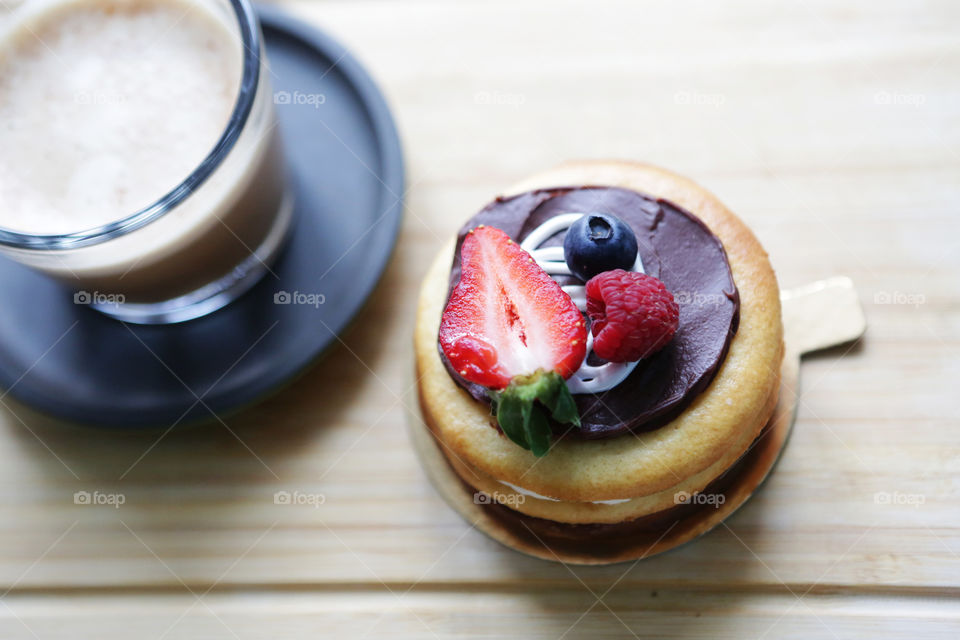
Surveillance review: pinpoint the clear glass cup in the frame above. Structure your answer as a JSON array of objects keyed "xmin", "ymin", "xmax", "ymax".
[{"xmin": 0, "ymin": 0, "xmax": 292, "ymax": 324}]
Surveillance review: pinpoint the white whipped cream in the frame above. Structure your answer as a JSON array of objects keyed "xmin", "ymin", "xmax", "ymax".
[
  {"xmin": 499, "ymin": 479, "xmax": 631, "ymax": 505},
  {"xmin": 519, "ymin": 213, "xmax": 644, "ymax": 394}
]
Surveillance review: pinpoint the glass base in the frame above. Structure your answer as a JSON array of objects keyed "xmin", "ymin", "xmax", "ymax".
[{"xmin": 91, "ymin": 195, "xmax": 294, "ymax": 325}]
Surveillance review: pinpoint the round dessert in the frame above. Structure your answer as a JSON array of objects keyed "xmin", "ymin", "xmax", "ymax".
[{"xmin": 414, "ymin": 160, "xmax": 783, "ymax": 539}]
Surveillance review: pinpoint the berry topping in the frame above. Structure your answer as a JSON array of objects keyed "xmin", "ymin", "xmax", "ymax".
[
  {"xmin": 563, "ymin": 213, "xmax": 638, "ymax": 282},
  {"xmin": 585, "ymin": 270, "xmax": 679, "ymax": 363},
  {"xmin": 440, "ymin": 225, "xmax": 587, "ymax": 456}
]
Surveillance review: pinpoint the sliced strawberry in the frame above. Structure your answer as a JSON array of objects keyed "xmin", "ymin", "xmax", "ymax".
[
  {"xmin": 440, "ymin": 225, "xmax": 586, "ymax": 387},
  {"xmin": 440, "ymin": 225, "xmax": 587, "ymax": 456}
]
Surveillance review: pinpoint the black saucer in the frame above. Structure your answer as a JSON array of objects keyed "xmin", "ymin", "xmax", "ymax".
[{"xmin": 0, "ymin": 7, "xmax": 405, "ymax": 428}]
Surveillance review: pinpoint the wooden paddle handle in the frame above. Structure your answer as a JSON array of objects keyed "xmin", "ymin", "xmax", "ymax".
[{"xmin": 780, "ymin": 276, "xmax": 867, "ymax": 357}]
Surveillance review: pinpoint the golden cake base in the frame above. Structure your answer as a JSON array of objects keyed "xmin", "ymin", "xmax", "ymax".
[{"xmin": 408, "ymin": 277, "xmax": 865, "ymax": 565}]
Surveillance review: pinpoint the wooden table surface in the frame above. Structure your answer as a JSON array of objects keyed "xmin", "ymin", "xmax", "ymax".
[{"xmin": 1, "ymin": 0, "xmax": 958, "ymax": 637}]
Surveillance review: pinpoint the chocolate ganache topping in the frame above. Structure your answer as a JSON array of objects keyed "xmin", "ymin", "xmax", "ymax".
[{"xmin": 439, "ymin": 186, "xmax": 740, "ymax": 439}]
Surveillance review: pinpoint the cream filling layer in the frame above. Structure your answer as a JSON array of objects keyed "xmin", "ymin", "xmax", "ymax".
[
  {"xmin": 519, "ymin": 213, "xmax": 644, "ymax": 394},
  {"xmin": 499, "ymin": 479, "xmax": 632, "ymax": 505}
]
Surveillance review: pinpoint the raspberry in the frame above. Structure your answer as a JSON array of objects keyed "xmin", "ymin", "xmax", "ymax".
[{"xmin": 585, "ymin": 270, "xmax": 679, "ymax": 363}]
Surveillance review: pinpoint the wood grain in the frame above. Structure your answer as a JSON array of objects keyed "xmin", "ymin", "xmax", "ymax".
[{"xmin": 0, "ymin": 0, "xmax": 957, "ymax": 636}]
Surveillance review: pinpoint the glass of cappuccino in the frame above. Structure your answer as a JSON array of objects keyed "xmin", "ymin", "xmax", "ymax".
[{"xmin": 0, "ymin": 0, "xmax": 292, "ymax": 323}]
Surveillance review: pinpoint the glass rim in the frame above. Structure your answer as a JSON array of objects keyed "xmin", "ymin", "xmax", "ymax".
[{"xmin": 0, "ymin": 0, "xmax": 262, "ymax": 251}]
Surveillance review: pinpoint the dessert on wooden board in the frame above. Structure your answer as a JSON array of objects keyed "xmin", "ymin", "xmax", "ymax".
[{"xmin": 414, "ymin": 161, "xmax": 783, "ymax": 552}]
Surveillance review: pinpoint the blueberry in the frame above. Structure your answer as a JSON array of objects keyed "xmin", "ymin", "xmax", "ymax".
[{"xmin": 563, "ymin": 213, "xmax": 638, "ymax": 281}]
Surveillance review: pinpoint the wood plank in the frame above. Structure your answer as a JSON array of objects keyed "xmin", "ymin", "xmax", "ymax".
[
  {"xmin": 0, "ymin": 590, "xmax": 958, "ymax": 639},
  {"xmin": 0, "ymin": 1, "xmax": 955, "ymax": 636}
]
